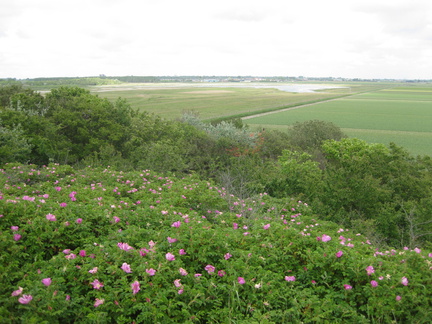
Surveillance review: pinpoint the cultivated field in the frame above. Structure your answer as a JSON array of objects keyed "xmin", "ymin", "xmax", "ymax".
[
  {"xmin": 245, "ymin": 85, "xmax": 432, "ymax": 156},
  {"xmin": 92, "ymin": 82, "xmax": 385, "ymax": 120},
  {"xmin": 93, "ymin": 82, "xmax": 431, "ymax": 156}
]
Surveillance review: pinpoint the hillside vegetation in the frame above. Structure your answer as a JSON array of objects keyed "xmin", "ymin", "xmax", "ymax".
[{"xmin": 1, "ymin": 84, "xmax": 432, "ymax": 322}]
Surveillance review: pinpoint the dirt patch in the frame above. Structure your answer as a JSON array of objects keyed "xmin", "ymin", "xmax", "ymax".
[{"xmin": 182, "ymin": 90, "xmax": 234, "ymax": 94}]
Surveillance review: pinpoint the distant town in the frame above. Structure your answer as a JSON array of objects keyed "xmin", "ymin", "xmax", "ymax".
[{"xmin": 1, "ymin": 75, "xmax": 430, "ymax": 86}]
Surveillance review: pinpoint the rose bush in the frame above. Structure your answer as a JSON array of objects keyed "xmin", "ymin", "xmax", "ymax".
[{"xmin": 1, "ymin": 163, "xmax": 431, "ymax": 323}]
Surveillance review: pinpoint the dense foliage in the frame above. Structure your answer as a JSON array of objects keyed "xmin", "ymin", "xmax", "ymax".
[
  {"xmin": 1, "ymin": 84, "xmax": 432, "ymax": 322},
  {"xmin": 1, "ymin": 164, "xmax": 431, "ymax": 323}
]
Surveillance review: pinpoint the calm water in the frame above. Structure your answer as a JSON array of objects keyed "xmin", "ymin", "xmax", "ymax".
[{"xmin": 94, "ymin": 82, "xmax": 346, "ymax": 93}]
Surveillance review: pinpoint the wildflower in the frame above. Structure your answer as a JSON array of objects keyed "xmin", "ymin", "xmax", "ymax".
[
  {"xmin": 76, "ymin": 218, "xmax": 83, "ymax": 224},
  {"xmin": 65, "ymin": 253, "xmax": 76, "ymax": 260},
  {"xmin": 42, "ymin": 278, "xmax": 52, "ymax": 286},
  {"xmin": 218, "ymin": 270, "xmax": 226, "ymax": 277},
  {"xmin": 194, "ymin": 273, "xmax": 202, "ymax": 278},
  {"xmin": 11, "ymin": 226, "xmax": 19, "ymax": 231},
  {"xmin": 117, "ymin": 242, "xmax": 134, "ymax": 251},
  {"xmin": 413, "ymin": 247, "xmax": 421, "ymax": 253},
  {"xmin": 121, "ymin": 263, "xmax": 132, "ymax": 273},
  {"xmin": 179, "ymin": 268, "xmax": 188, "ymax": 276},
  {"xmin": 285, "ymin": 276, "xmax": 296, "ymax": 282},
  {"xmin": 224, "ymin": 253, "xmax": 232, "ymax": 260},
  {"xmin": 321, "ymin": 234, "xmax": 332, "ymax": 242},
  {"xmin": 91, "ymin": 279, "xmax": 104, "ymax": 289},
  {"xmin": 179, "ymin": 249, "xmax": 186, "ymax": 255},
  {"xmin": 204, "ymin": 265, "xmax": 215, "ymax": 274},
  {"xmin": 79, "ymin": 250, "xmax": 86, "ymax": 257},
  {"xmin": 178, "ymin": 289, "xmax": 184, "ymax": 294},
  {"xmin": 46, "ymin": 213, "xmax": 56, "ymax": 221},
  {"xmin": 66, "ymin": 295, "xmax": 71, "ymax": 301},
  {"xmin": 263, "ymin": 224, "xmax": 270, "ymax": 230},
  {"xmin": 146, "ymin": 268, "xmax": 156, "ymax": 276},
  {"xmin": 62, "ymin": 249, "xmax": 71, "ymax": 254},
  {"xmin": 167, "ymin": 237, "xmax": 177, "ymax": 243},
  {"xmin": 254, "ymin": 283, "xmax": 262, "ymax": 289},
  {"xmin": 366, "ymin": 266, "xmax": 375, "ymax": 276},
  {"xmin": 344, "ymin": 284, "xmax": 352, "ymax": 290},
  {"xmin": 233, "ymin": 223, "xmax": 238, "ymax": 229},
  {"xmin": 401, "ymin": 277, "xmax": 409, "ymax": 286},
  {"xmin": 11, "ymin": 287, "xmax": 23, "ymax": 296},
  {"xmin": 13, "ymin": 234, "xmax": 22, "ymax": 241},
  {"xmin": 113, "ymin": 216, "xmax": 120, "ymax": 223},
  {"xmin": 166, "ymin": 252, "xmax": 175, "ymax": 261},
  {"xmin": 396, "ymin": 295, "xmax": 402, "ymax": 301},
  {"xmin": 18, "ymin": 295, "xmax": 33, "ymax": 304},
  {"xmin": 148, "ymin": 240, "xmax": 156, "ymax": 248},
  {"xmin": 237, "ymin": 277, "xmax": 246, "ymax": 284},
  {"xmin": 94, "ymin": 298, "xmax": 104, "ymax": 307},
  {"xmin": 174, "ymin": 279, "xmax": 182, "ymax": 287},
  {"xmin": 131, "ymin": 281, "xmax": 140, "ymax": 295},
  {"xmin": 370, "ymin": 280, "xmax": 378, "ymax": 287},
  {"xmin": 59, "ymin": 202, "xmax": 67, "ymax": 207},
  {"xmin": 89, "ymin": 267, "xmax": 98, "ymax": 274},
  {"xmin": 171, "ymin": 221, "xmax": 181, "ymax": 228},
  {"xmin": 336, "ymin": 251, "xmax": 343, "ymax": 258}
]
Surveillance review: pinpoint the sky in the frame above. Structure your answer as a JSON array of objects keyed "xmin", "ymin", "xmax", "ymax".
[{"xmin": 1, "ymin": 0, "xmax": 431, "ymax": 80}]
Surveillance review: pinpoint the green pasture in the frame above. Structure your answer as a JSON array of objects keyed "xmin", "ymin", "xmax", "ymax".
[
  {"xmin": 245, "ymin": 86, "xmax": 432, "ymax": 156},
  {"xmin": 92, "ymin": 82, "xmax": 385, "ymax": 120}
]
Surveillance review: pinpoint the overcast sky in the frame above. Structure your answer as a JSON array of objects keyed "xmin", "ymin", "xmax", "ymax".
[{"xmin": 1, "ymin": 0, "xmax": 431, "ymax": 80}]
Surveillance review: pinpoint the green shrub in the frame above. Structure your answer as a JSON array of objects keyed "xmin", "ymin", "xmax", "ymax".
[{"xmin": 1, "ymin": 164, "xmax": 431, "ymax": 323}]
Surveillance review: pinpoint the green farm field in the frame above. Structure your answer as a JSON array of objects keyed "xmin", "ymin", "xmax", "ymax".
[
  {"xmin": 92, "ymin": 82, "xmax": 387, "ymax": 120},
  {"xmin": 244, "ymin": 85, "xmax": 432, "ymax": 156}
]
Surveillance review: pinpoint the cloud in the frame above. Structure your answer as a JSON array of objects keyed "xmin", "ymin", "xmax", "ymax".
[{"xmin": 1, "ymin": 0, "xmax": 431, "ymax": 79}]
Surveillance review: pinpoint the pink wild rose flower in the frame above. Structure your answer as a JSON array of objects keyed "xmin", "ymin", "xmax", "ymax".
[
  {"xmin": 166, "ymin": 252, "xmax": 175, "ymax": 261},
  {"xmin": 18, "ymin": 294, "xmax": 33, "ymax": 304},
  {"xmin": 366, "ymin": 266, "xmax": 375, "ymax": 276},
  {"xmin": 46, "ymin": 213, "xmax": 57, "ymax": 221},
  {"xmin": 321, "ymin": 234, "xmax": 332, "ymax": 242},
  {"xmin": 205, "ymin": 265, "xmax": 215, "ymax": 274},
  {"xmin": 41, "ymin": 278, "xmax": 52, "ymax": 286},
  {"xmin": 94, "ymin": 298, "xmax": 104, "ymax": 307},
  {"xmin": 91, "ymin": 279, "xmax": 104, "ymax": 290},
  {"xmin": 131, "ymin": 281, "xmax": 140, "ymax": 295},
  {"xmin": 121, "ymin": 262, "xmax": 132, "ymax": 273},
  {"xmin": 11, "ymin": 287, "xmax": 23, "ymax": 296}
]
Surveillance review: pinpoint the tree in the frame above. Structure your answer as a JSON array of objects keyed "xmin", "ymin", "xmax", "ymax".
[{"xmin": 288, "ymin": 120, "xmax": 346, "ymax": 160}]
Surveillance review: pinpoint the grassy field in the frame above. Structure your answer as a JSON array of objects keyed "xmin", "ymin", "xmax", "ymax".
[
  {"xmin": 244, "ymin": 85, "xmax": 432, "ymax": 156},
  {"xmin": 92, "ymin": 81, "xmax": 432, "ymax": 155},
  {"xmin": 92, "ymin": 82, "xmax": 387, "ymax": 120}
]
